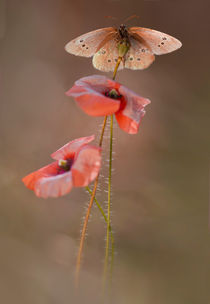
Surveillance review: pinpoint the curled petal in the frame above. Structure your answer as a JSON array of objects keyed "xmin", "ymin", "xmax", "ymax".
[
  {"xmin": 115, "ymin": 109, "xmax": 145, "ymax": 134},
  {"xmin": 118, "ymin": 85, "xmax": 151, "ymax": 108},
  {"xmin": 72, "ymin": 75, "xmax": 119, "ymax": 91},
  {"xmin": 66, "ymin": 76, "xmax": 121, "ymax": 116},
  {"xmin": 71, "ymin": 145, "xmax": 101, "ymax": 187},
  {"xmin": 51, "ymin": 135, "xmax": 95, "ymax": 160},
  {"xmin": 116, "ymin": 86, "xmax": 151, "ymax": 134},
  {"xmin": 22, "ymin": 162, "xmax": 58, "ymax": 190},
  {"xmin": 35, "ymin": 172, "xmax": 73, "ymax": 198}
]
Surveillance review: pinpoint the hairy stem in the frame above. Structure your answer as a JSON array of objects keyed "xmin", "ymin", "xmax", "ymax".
[
  {"xmin": 103, "ymin": 114, "xmax": 114, "ymax": 289},
  {"xmin": 103, "ymin": 57, "xmax": 121, "ymax": 291},
  {"xmin": 76, "ymin": 56, "xmax": 121, "ymax": 289},
  {"xmin": 75, "ymin": 116, "xmax": 107, "ymax": 288},
  {"xmin": 86, "ymin": 186, "xmax": 115, "ymax": 245}
]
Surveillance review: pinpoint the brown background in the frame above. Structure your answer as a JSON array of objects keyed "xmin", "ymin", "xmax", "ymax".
[{"xmin": 0, "ymin": 0, "xmax": 209, "ymax": 303}]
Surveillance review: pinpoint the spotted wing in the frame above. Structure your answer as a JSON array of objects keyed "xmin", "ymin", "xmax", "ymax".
[
  {"xmin": 65, "ymin": 27, "xmax": 116, "ymax": 57},
  {"xmin": 129, "ymin": 27, "xmax": 182, "ymax": 55},
  {"xmin": 125, "ymin": 37, "xmax": 155, "ymax": 70},
  {"xmin": 92, "ymin": 39, "xmax": 124, "ymax": 72}
]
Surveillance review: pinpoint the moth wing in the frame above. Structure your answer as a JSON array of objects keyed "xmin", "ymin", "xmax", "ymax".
[
  {"xmin": 65, "ymin": 27, "xmax": 116, "ymax": 58},
  {"xmin": 92, "ymin": 39, "xmax": 124, "ymax": 72},
  {"xmin": 129, "ymin": 27, "xmax": 182, "ymax": 55},
  {"xmin": 125, "ymin": 37, "xmax": 155, "ymax": 70}
]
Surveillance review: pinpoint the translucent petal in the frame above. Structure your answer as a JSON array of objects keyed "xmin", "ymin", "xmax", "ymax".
[
  {"xmin": 71, "ymin": 146, "xmax": 101, "ymax": 187},
  {"xmin": 51, "ymin": 135, "xmax": 95, "ymax": 160},
  {"xmin": 35, "ymin": 172, "xmax": 73, "ymax": 198},
  {"xmin": 115, "ymin": 86, "xmax": 151, "ymax": 134},
  {"xmin": 22, "ymin": 162, "xmax": 58, "ymax": 190},
  {"xmin": 66, "ymin": 75, "xmax": 121, "ymax": 116}
]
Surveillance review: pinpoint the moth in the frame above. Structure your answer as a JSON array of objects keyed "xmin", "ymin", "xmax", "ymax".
[{"xmin": 65, "ymin": 24, "xmax": 182, "ymax": 72}]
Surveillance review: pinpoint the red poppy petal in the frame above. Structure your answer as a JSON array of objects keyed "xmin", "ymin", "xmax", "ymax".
[
  {"xmin": 22, "ymin": 162, "xmax": 58, "ymax": 190},
  {"xmin": 71, "ymin": 93, "xmax": 121, "ymax": 116},
  {"xmin": 116, "ymin": 86, "xmax": 151, "ymax": 134},
  {"xmin": 66, "ymin": 75, "xmax": 121, "ymax": 116},
  {"xmin": 51, "ymin": 135, "xmax": 95, "ymax": 160},
  {"xmin": 115, "ymin": 110, "xmax": 145, "ymax": 134},
  {"xmin": 71, "ymin": 145, "xmax": 101, "ymax": 187},
  {"xmin": 119, "ymin": 85, "xmax": 151, "ymax": 107},
  {"xmin": 74, "ymin": 75, "xmax": 119, "ymax": 90},
  {"xmin": 35, "ymin": 172, "xmax": 73, "ymax": 198}
]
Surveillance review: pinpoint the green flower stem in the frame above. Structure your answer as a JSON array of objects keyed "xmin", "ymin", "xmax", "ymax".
[
  {"xmin": 103, "ymin": 113, "xmax": 114, "ymax": 289},
  {"xmin": 113, "ymin": 57, "xmax": 122, "ymax": 80},
  {"xmin": 103, "ymin": 58, "xmax": 121, "ymax": 291},
  {"xmin": 85, "ymin": 186, "xmax": 115, "ymax": 245},
  {"xmin": 75, "ymin": 116, "xmax": 107, "ymax": 288}
]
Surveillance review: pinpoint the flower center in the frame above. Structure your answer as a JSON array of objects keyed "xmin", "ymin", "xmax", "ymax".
[
  {"xmin": 58, "ymin": 159, "xmax": 73, "ymax": 173},
  {"xmin": 105, "ymin": 88, "xmax": 121, "ymax": 100}
]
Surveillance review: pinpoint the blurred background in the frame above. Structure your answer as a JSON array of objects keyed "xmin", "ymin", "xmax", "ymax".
[{"xmin": 0, "ymin": 0, "xmax": 209, "ymax": 303}]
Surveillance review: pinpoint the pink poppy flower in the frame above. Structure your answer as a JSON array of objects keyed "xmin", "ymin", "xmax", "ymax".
[
  {"xmin": 22, "ymin": 135, "xmax": 101, "ymax": 198},
  {"xmin": 66, "ymin": 75, "xmax": 151, "ymax": 134}
]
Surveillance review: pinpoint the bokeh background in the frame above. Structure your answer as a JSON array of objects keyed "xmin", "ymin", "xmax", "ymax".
[{"xmin": 0, "ymin": 0, "xmax": 209, "ymax": 303}]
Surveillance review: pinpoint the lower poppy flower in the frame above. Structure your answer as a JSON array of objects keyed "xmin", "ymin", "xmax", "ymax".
[
  {"xmin": 66, "ymin": 75, "xmax": 151, "ymax": 134},
  {"xmin": 22, "ymin": 135, "xmax": 101, "ymax": 198}
]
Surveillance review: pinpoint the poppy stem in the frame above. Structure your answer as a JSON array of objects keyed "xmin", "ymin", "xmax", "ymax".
[
  {"xmin": 103, "ymin": 114, "xmax": 114, "ymax": 291},
  {"xmin": 86, "ymin": 186, "xmax": 115, "ymax": 245},
  {"xmin": 113, "ymin": 57, "xmax": 122, "ymax": 80},
  {"xmin": 75, "ymin": 115, "xmax": 107, "ymax": 288},
  {"xmin": 103, "ymin": 60, "xmax": 121, "ymax": 293}
]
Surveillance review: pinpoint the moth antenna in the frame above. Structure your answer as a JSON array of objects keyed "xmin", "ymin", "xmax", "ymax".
[
  {"xmin": 104, "ymin": 15, "xmax": 118, "ymax": 29},
  {"xmin": 105, "ymin": 15, "xmax": 117, "ymax": 21},
  {"xmin": 124, "ymin": 14, "xmax": 139, "ymax": 24}
]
